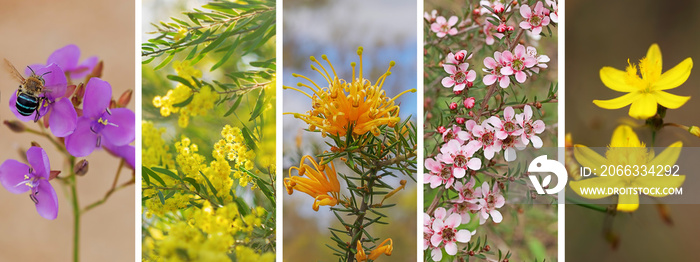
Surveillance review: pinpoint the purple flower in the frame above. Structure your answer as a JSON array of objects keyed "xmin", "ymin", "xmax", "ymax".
[
  {"xmin": 29, "ymin": 44, "xmax": 99, "ymax": 79},
  {"xmin": 65, "ymin": 78, "xmax": 135, "ymax": 157},
  {"xmin": 103, "ymin": 140, "xmax": 135, "ymax": 169},
  {"xmin": 0, "ymin": 147, "xmax": 59, "ymax": 220},
  {"xmin": 9, "ymin": 63, "xmax": 78, "ymax": 137}
]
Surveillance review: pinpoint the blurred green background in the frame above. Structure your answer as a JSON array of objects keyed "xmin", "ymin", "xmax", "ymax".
[
  {"xmin": 282, "ymin": 0, "xmax": 418, "ymax": 261},
  {"xmin": 566, "ymin": 0, "xmax": 700, "ymax": 261}
]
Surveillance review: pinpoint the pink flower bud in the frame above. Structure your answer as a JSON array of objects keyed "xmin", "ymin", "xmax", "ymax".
[
  {"xmin": 437, "ymin": 126, "xmax": 447, "ymax": 134},
  {"xmin": 464, "ymin": 97, "xmax": 476, "ymax": 109},
  {"xmin": 453, "ymin": 90, "xmax": 462, "ymax": 95},
  {"xmin": 497, "ymin": 23, "xmax": 507, "ymax": 33},
  {"xmin": 454, "ymin": 50, "xmax": 467, "ymax": 62},
  {"xmin": 456, "ymin": 117, "xmax": 466, "ymax": 124},
  {"xmin": 507, "ymin": 26, "xmax": 515, "ymax": 31},
  {"xmin": 468, "ymin": 111, "xmax": 475, "ymax": 117},
  {"xmin": 449, "ymin": 102, "xmax": 458, "ymax": 110},
  {"xmin": 467, "ymin": 82, "xmax": 474, "ymax": 88}
]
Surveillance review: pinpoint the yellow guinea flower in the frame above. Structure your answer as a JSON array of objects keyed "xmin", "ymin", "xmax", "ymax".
[
  {"xmin": 569, "ymin": 125, "xmax": 685, "ymax": 212},
  {"xmin": 284, "ymin": 155, "xmax": 340, "ymax": 211},
  {"xmin": 593, "ymin": 44, "xmax": 693, "ymax": 119},
  {"xmin": 689, "ymin": 126, "xmax": 700, "ymax": 138},
  {"xmin": 355, "ymin": 238, "xmax": 393, "ymax": 261},
  {"xmin": 285, "ymin": 47, "xmax": 416, "ymax": 137}
]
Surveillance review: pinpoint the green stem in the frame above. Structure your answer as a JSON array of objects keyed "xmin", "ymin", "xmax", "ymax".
[
  {"xmin": 565, "ymin": 196, "xmax": 607, "ymax": 213},
  {"xmin": 69, "ymin": 158, "xmax": 80, "ymax": 262}
]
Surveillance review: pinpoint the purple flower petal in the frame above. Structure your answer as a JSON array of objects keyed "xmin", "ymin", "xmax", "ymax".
[
  {"xmin": 71, "ymin": 56, "xmax": 99, "ymax": 79},
  {"xmin": 0, "ymin": 160, "xmax": 31, "ymax": 194},
  {"xmin": 35, "ymin": 181, "xmax": 58, "ymax": 220},
  {"xmin": 65, "ymin": 117, "xmax": 99, "ymax": 157},
  {"xmin": 102, "ymin": 108, "xmax": 135, "ymax": 146},
  {"xmin": 26, "ymin": 147, "xmax": 51, "ymax": 179},
  {"xmin": 35, "ymin": 64, "xmax": 67, "ymax": 100},
  {"xmin": 47, "ymin": 44, "xmax": 80, "ymax": 72},
  {"xmin": 103, "ymin": 140, "xmax": 135, "ymax": 169},
  {"xmin": 48, "ymin": 98, "xmax": 78, "ymax": 137},
  {"xmin": 8, "ymin": 92, "xmax": 37, "ymax": 122},
  {"xmin": 83, "ymin": 78, "xmax": 112, "ymax": 118}
]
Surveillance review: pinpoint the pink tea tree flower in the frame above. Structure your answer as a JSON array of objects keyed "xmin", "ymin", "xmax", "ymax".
[
  {"xmin": 431, "ymin": 16, "xmax": 459, "ymax": 38},
  {"xmin": 500, "ymin": 44, "xmax": 537, "ymax": 83},
  {"xmin": 471, "ymin": 120, "xmax": 502, "ymax": 159},
  {"xmin": 29, "ymin": 44, "xmax": 99, "ymax": 79},
  {"xmin": 516, "ymin": 105, "xmax": 546, "ymax": 148},
  {"xmin": 439, "ymin": 140, "xmax": 482, "ymax": 178},
  {"xmin": 519, "ymin": 1, "xmax": 551, "ymax": 35},
  {"xmin": 431, "ymin": 207, "xmax": 475, "ymax": 258},
  {"xmin": 483, "ymin": 51, "xmax": 511, "ymax": 88},
  {"xmin": 10, "ymin": 63, "xmax": 78, "ymax": 137},
  {"xmin": 479, "ymin": 0, "xmax": 508, "ymax": 14},
  {"xmin": 526, "ymin": 46, "xmax": 550, "ymax": 74},
  {"xmin": 0, "ymin": 147, "xmax": 58, "ymax": 220},
  {"xmin": 424, "ymin": 213, "xmax": 435, "ymax": 251},
  {"xmin": 445, "ymin": 50, "xmax": 471, "ymax": 65},
  {"xmin": 475, "ymin": 182, "xmax": 505, "ymax": 224},
  {"xmin": 424, "ymin": 10, "xmax": 438, "ymax": 23},
  {"xmin": 483, "ymin": 22, "xmax": 505, "ymax": 45},
  {"xmin": 424, "ymin": 157, "xmax": 456, "ymax": 189},
  {"xmin": 65, "ymin": 78, "xmax": 135, "ymax": 157},
  {"xmin": 546, "ymin": 0, "xmax": 558, "ymax": 23},
  {"xmin": 441, "ymin": 124, "xmax": 471, "ymax": 144},
  {"xmin": 441, "ymin": 62, "xmax": 477, "ymax": 91}
]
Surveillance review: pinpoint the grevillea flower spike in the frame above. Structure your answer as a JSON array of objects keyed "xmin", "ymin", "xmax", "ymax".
[
  {"xmin": 355, "ymin": 238, "xmax": 393, "ymax": 261},
  {"xmin": 593, "ymin": 44, "xmax": 693, "ymax": 119},
  {"xmin": 0, "ymin": 147, "xmax": 59, "ymax": 220},
  {"xmin": 65, "ymin": 78, "xmax": 135, "ymax": 157},
  {"xmin": 284, "ymin": 47, "xmax": 416, "ymax": 137},
  {"xmin": 284, "ymin": 155, "xmax": 341, "ymax": 211}
]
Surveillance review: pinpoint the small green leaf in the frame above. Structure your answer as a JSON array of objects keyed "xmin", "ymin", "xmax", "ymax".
[{"xmin": 248, "ymin": 88, "xmax": 266, "ymax": 121}]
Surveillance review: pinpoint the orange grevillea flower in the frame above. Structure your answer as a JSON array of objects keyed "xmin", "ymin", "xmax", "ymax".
[
  {"xmin": 355, "ymin": 238, "xmax": 393, "ymax": 261},
  {"xmin": 284, "ymin": 155, "xmax": 340, "ymax": 211},
  {"xmin": 284, "ymin": 47, "xmax": 416, "ymax": 137}
]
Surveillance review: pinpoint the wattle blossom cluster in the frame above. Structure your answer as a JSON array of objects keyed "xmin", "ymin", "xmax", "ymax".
[
  {"xmin": 483, "ymin": 44, "xmax": 550, "ymax": 88},
  {"xmin": 425, "ymin": 105, "xmax": 545, "ymax": 189}
]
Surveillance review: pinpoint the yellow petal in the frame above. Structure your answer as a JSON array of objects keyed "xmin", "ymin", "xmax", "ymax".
[
  {"xmin": 653, "ymin": 91, "xmax": 690, "ymax": 109},
  {"xmin": 600, "ymin": 67, "xmax": 638, "ymax": 92},
  {"xmin": 646, "ymin": 43, "xmax": 662, "ymax": 71},
  {"xmin": 653, "ymin": 58, "xmax": 693, "ymax": 91},
  {"xmin": 610, "ymin": 125, "xmax": 641, "ymax": 147},
  {"xmin": 649, "ymin": 141, "xmax": 682, "ymax": 166},
  {"xmin": 593, "ymin": 92, "xmax": 639, "ymax": 109},
  {"xmin": 573, "ymin": 145, "xmax": 607, "ymax": 173},
  {"xmin": 617, "ymin": 193, "xmax": 639, "ymax": 212},
  {"xmin": 628, "ymin": 93, "xmax": 657, "ymax": 119},
  {"xmin": 569, "ymin": 176, "xmax": 623, "ymax": 199},
  {"xmin": 634, "ymin": 175, "xmax": 685, "ymax": 197}
]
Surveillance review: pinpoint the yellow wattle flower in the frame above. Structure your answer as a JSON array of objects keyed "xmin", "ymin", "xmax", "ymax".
[
  {"xmin": 569, "ymin": 125, "xmax": 685, "ymax": 212},
  {"xmin": 593, "ymin": 44, "xmax": 693, "ymax": 119},
  {"xmin": 284, "ymin": 47, "xmax": 416, "ymax": 137},
  {"xmin": 284, "ymin": 155, "xmax": 341, "ymax": 211},
  {"xmin": 355, "ymin": 238, "xmax": 393, "ymax": 261}
]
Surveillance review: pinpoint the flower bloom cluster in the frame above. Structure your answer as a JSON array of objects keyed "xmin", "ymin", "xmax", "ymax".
[
  {"xmin": 143, "ymin": 201, "xmax": 273, "ymax": 261},
  {"xmin": 483, "ymin": 44, "xmax": 549, "ymax": 88},
  {"xmin": 519, "ymin": 1, "xmax": 551, "ymax": 35},
  {"xmin": 285, "ymin": 47, "xmax": 415, "ymax": 138},
  {"xmin": 3, "ymin": 45, "xmax": 135, "ymax": 219},
  {"xmin": 152, "ymin": 60, "xmax": 217, "ymax": 127},
  {"xmin": 284, "ymin": 155, "xmax": 341, "ymax": 211},
  {"xmin": 426, "ymin": 105, "xmax": 545, "ymax": 188}
]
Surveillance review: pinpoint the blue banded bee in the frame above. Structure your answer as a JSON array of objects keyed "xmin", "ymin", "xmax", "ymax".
[{"xmin": 4, "ymin": 59, "xmax": 51, "ymax": 122}]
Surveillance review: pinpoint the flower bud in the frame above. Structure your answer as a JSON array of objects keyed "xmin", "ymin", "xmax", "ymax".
[
  {"xmin": 453, "ymin": 90, "xmax": 462, "ymax": 95},
  {"xmin": 72, "ymin": 82, "xmax": 86, "ymax": 107},
  {"xmin": 117, "ymin": 89, "xmax": 133, "ymax": 107},
  {"xmin": 49, "ymin": 170, "xmax": 61, "ymax": 180},
  {"xmin": 31, "ymin": 141, "xmax": 42, "ymax": 148},
  {"xmin": 507, "ymin": 26, "xmax": 515, "ymax": 31},
  {"xmin": 464, "ymin": 97, "xmax": 476, "ymax": 109},
  {"xmin": 497, "ymin": 23, "xmax": 507, "ymax": 33},
  {"xmin": 437, "ymin": 126, "xmax": 446, "ymax": 134},
  {"xmin": 449, "ymin": 102, "xmax": 458, "ymax": 110},
  {"xmin": 3, "ymin": 120, "xmax": 26, "ymax": 133},
  {"xmin": 74, "ymin": 159, "xmax": 89, "ymax": 176},
  {"xmin": 689, "ymin": 126, "xmax": 700, "ymax": 138},
  {"xmin": 456, "ymin": 117, "xmax": 466, "ymax": 124},
  {"xmin": 535, "ymin": 101, "xmax": 542, "ymax": 109},
  {"xmin": 468, "ymin": 111, "xmax": 475, "ymax": 117}
]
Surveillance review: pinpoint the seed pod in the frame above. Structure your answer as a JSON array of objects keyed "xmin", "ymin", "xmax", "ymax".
[
  {"xmin": 3, "ymin": 120, "xmax": 26, "ymax": 133},
  {"xmin": 74, "ymin": 159, "xmax": 89, "ymax": 176}
]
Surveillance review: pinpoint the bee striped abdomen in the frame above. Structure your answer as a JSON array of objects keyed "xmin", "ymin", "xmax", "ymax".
[{"xmin": 16, "ymin": 92, "xmax": 40, "ymax": 116}]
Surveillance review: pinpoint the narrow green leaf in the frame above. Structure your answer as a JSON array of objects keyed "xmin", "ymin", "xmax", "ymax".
[{"xmin": 248, "ymin": 88, "xmax": 266, "ymax": 121}]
